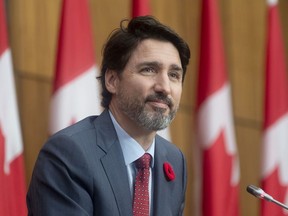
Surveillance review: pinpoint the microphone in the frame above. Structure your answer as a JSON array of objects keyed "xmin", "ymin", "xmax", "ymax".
[{"xmin": 246, "ymin": 185, "xmax": 288, "ymax": 210}]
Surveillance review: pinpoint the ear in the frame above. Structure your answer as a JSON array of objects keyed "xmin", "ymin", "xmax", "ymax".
[{"xmin": 105, "ymin": 69, "xmax": 119, "ymax": 94}]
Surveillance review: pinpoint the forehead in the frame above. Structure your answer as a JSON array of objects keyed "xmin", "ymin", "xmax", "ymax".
[{"xmin": 129, "ymin": 39, "xmax": 181, "ymax": 65}]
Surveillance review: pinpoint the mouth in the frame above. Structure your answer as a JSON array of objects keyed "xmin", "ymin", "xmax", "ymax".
[
  {"xmin": 145, "ymin": 95, "xmax": 173, "ymax": 111},
  {"xmin": 148, "ymin": 100, "xmax": 170, "ymax": 109}
]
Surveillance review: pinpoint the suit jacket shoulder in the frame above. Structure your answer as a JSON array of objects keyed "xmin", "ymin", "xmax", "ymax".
[{"xmin": 27, "ymin": 110, "xmax": 133, "ymax": 216}]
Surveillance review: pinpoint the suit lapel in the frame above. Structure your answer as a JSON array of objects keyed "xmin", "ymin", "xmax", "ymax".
[{"xmin": 94, "ymin": 110, "xmax": 133, "ymax": 216}]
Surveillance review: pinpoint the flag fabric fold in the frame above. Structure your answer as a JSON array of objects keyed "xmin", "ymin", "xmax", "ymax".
[
  {"xmin": 261, "ymin": 1, "xmax": 288, "ymax": 215},
  {"xmin": 0, "ymin": 0, "xmax": 27, "ymax": 215},
  {"xmin": 49, "ymin": 0, "xmax": 102, "ymax": 134},
  {"xmin": 195, "ymin": 0, "xmax": 240, "ymax": 215}
]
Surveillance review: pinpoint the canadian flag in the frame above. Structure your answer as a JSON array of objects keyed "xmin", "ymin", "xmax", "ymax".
[
  {"xmin": 131, "ymin": 0, "xmax": 171, "ymax": 141},
  {"xmin": 49, "ymin": 0, "xmax": 102, "ymax": 134},
  {"xmin": 261, "ymin": 0, "xmax": 288, "ymax": 215},
  {"xmin": 195, "ymin": 0, "xmax": 240, "ymax": 215},
  {"xmin": 0, "ymin": 0, "xmax": 27, "ymax": 215},
  {"xmin": 132, "ymin": 0, "xmax": 151, "ymax": 17}
]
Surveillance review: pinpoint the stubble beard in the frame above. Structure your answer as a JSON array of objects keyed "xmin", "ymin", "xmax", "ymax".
[{"xmin": 117, "ymin": 91, "xmax": 178, "ymax": 131}]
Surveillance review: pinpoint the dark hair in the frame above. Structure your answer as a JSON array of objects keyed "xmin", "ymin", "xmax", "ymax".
[{"xmin": 97, "ymin": 16, "xmax": 190, "ymax": 108}]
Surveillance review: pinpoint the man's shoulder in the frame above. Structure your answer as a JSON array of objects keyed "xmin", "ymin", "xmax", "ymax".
[{"xmin": 53, "ymin": 115, "xmax": 99, "ymax": 138}]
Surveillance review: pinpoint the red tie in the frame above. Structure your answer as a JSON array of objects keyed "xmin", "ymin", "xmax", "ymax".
[{"xmin": 133, "ymin": 153, "xmax": 151, "ymax": 216}]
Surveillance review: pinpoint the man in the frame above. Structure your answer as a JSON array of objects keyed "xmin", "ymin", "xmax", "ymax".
[{"xmin": 27, "ymin": 16, "xmax": 190, "ymax": 216}]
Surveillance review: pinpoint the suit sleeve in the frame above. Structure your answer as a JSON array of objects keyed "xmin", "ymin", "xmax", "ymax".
[{"xmin": 27, "ymin": 134, "xmax": 94, "ymax": 216}]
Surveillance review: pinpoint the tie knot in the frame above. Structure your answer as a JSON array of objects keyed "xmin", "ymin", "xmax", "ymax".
[{"xmin": 136, "ymin": 153, "xmax": 151, "ymax": 169}]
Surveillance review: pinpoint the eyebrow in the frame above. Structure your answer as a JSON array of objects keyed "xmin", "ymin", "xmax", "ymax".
[{"xmin": 137, "ymin": 61, "xmax": 183, "ymax": 73}]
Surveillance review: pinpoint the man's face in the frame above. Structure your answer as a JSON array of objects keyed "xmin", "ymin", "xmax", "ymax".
[{"xmin": 111, "ymin": 39, "xmax": 183, "ymax": 131}]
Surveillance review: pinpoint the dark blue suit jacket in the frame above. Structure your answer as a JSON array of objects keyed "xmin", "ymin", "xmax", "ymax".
[{"xmin": 27, "ymin": 109, "xmax": 187, "ymax": 215}]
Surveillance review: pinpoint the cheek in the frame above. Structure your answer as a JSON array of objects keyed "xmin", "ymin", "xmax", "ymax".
[
  {"xmin": 121, "ymin": 80, "xmax": 146, "ymax": 98},
  {"xmin": 172, "ymin": 86, "xmax": 182, "ymax": 103},
  {"xmin": 131, "ymin": 80, "xmax": 151, "ymax": 95}
]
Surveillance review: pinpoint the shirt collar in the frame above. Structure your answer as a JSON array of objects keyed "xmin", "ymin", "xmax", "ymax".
[{"xmin": 109, "ymin": 111, "xmax": 155, "ymax": 167}]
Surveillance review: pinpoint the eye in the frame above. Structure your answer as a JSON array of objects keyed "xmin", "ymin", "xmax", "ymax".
[
  {"xmin": 140, "ymin": 67, "xmax": 156, "ymax": 74},
  {"xmin": 169, "ymin": 71, "xmax": 182, "ymax": 81}
]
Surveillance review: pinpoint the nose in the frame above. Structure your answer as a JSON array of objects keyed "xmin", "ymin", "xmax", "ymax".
[{"xmin": 153, "ymin": 73, "xmax": 171, "ymax": 95}]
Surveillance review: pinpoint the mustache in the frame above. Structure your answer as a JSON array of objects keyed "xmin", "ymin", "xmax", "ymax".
[{"xmin": 145, "ymin": 93, "xmax": 173, "ymax": 108}]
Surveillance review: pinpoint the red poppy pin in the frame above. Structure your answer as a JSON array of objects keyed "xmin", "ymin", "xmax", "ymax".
[{"xmin": 163, "ymin": 162, "xmax": 175, "ymax": 181}]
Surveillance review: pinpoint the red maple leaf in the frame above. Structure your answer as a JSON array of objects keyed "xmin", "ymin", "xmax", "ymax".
[
  {"xmin": 0, "ymin": 126, "xmax": 27, "ymax": 215},
  {"xmin": 202, "ymin": 130, "xmax": 239, "ymax": 216}
]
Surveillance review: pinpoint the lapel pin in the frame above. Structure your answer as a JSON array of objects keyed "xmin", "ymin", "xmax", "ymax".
[{"xmin": 163, "ymin": 162, "xmax": 175, "ymax": 181}]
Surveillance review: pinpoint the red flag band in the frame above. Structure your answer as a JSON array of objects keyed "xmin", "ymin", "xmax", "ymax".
[
  {"xmin": 0, "ymin": 0, "xmax": 27, "ymax": 215},
  {"xmin": 261, "ymin": 0, "xmax": 288, "ymax": 215},
  {"xmin": 132, "ymin": 0, "xmax": 151, "ymax": 18}
]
